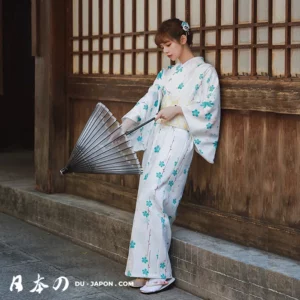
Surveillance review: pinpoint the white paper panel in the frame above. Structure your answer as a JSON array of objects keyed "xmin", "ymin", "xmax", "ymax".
[
  {"xmin": 272, "ymin": 50, "xmax": 285, "ymax": 76},
  {"xmin": 205, "ymin": 31, "xmax": 216, "ymax": 46},
  {"xmin": 73, "ymin": 0, "xmax": 79, "ymax": 37},
  {"xmin": 193, "ymin": 32, "xmax": 200, "ymax": 45},
  {"xmin": 103, "ymin": 38, "xmax": 110, "ymax": 50},
  {"xmin": 136, "ymin": 0, "xmax": 145, "ymax": 32},
  {"xmin": 162, "ymin": 0, "xmax": 171, "ymax": 21},
  {"xmin": 114, "ymin": 38, "xmax": 121, "ymax": 49},
  {"xmin": 221, "ymin": 30, "xmax": 233, "ymax": 45},
  {"xmin": 148, "ymin": 53, "xmax": 157, "ymax": 75},
  {"xmin": 149, "ymin": 35, "xmax": 157, "ymax": 48},
  {"xmin": 93, "ymin": 39, "xmax": 99, "ymax": 51},
  {"xmin": 149, "ymin": 0, "xmax": 158, "ymax": 30},
  {"xmin": 257, "ymin": 48, "xmax": 268, "ymax": 75},
  {"xmin": 73, "ymin": 55, "xmax": 79, "ymax": 73},
  {"xmin": 124, "ymin": 54, "xmax": 132, "ymax": 74},
  {"xmin": 257, "ymin": 27, "xmax": 268, "ymax": 44},
  {"xmin": 103, "ymin": 0, "xmax": 110, "ymax": 34},
  {"xmin": 102, "ymin": 54, "xmax": 109, "ymax": 74},
  {"xmin": 162, "ymin": 54, "xmax": 171, "ymax": 69},
  {"xmin": 124, "ymin": 0, "xmax": 133, "ymax": 33},
  {"xmin": 92, "ymin": 55, "xmax": 99, "ymax": 73},
  {"xmin": 205, "ymin": 51, "xmax": 216, "ymax": 66},
  {"xmin": 273, "ymin": 28, "xmax": 285, "ymax": 45},
  {"xmin": 239, "ymin": 28, "xmax": 251, "ymax": 44},
  {"xmin": 113, "ymin": 0, "xmax": 121, "ymax": 33},
  {"xmin": 175, "ymin": 0, "xmax": 185, "ymax": 21},
  {"xmin": 205, "ymin": 0, "xmax": 216, "ymax": 26},
  {"xmin": 291, "ymin": 27, "xmax": 300, "ymax": 44},
  {"xmin": 125, "ymin": 37, "xmax": 132, "ymax": 49},
  {"xmin": 221, "ymin": 0, "xmax": 233, "ymax": 25},
  {"xmin": 92, "ymin": 0, "xmax": 99, "ymax": 35},
  {"xmin": 273, "ymin": 0, "xmax": 285, "ymax": 23},
  {"xmin": 83, "ymin": 40, "xmax": 89, "ymax": 51},
  {"xmin": 82, "ymin": 0, "xmax": 89, "ymax": 36},
  {"xmin": 136, "ymin": 36, "xmax": 144, "ymax": 49},
  {"xmin": 73, "ymin": 41, "xmax": 79, "ymax": 51},
  {"xmin": 291, "ymin": 49, "xmax": 300, "ymax": 77},
  {"xmin": 239, "ymin": 0, "xmax": 252, "ymax": 24},
  {"xmin": 257, "ymin": 0, "xmax": 268, "ymax": 22},
  {"xmin": 113, "ymin": 54, "xmax": 121, "ymax": 74},
  {"xmin": 83, "ymin": 55, "xmax": 89, "ymax": 74},
  {"xmin": 238, "ymin": 49, "xmax": 251, "ymax": 74},
  {"xmin": 190, "ymin": 0, "xmax": 201, "ymax": 27},
  {"xmin": 221, "ymin": 50, "xmax": 233, "ymax": 74},
  {"xmin": 291, "ymin": 0, "xmax": 300, "ymax": 21},
  {"xmin": 136, "ymin": 53, "xmax": 144, "ymax": 74}
]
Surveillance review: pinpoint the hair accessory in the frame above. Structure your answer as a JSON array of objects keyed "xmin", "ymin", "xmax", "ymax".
[{"xmin": 181, "ymin": 21, "xmax": 190, "ymax": 35}]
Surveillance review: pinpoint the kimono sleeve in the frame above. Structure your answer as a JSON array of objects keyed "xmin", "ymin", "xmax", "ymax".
[
  {"xmin": 181, "ymin": 66, "xmax": 221, "ymax": 164},
  {"xmin": 121, "ymin": 68, "xmax": 165, "ymax": 124}
]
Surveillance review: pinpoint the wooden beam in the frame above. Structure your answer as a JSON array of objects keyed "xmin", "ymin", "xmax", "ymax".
[
  {"xmin": 35, "ymin": 0, "xmax": 66, "ymax": 193},
  {"xmin": 0, "ymin": 0, "xmax": 3, "ymax": 95}
]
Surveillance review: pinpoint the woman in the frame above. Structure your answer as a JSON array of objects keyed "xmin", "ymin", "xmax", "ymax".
[{"xmin": 121, "ymin": 18, "xmax": 221, "ymax": 294}]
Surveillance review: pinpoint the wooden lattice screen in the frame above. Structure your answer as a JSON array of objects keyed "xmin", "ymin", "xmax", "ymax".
[{"xmin": 69, "ymin": 0, "xmax": 300, "ymax": 80}]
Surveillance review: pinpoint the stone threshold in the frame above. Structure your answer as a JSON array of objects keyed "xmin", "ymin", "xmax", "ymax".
[{"xmin": 0, "ymin": 178, "xmax": 299, "ymax": 300}]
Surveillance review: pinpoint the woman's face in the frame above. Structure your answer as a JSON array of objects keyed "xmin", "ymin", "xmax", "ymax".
[{"xmin": 160, "ymin": 38, "xmax": 183, "ymax": 61}]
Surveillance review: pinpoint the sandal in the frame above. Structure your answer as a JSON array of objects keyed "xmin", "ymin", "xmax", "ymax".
[
  {"xmin": 129, "ymin": 278, "xmax": 148, "ymax": 288},
  {"xmin": 140, "ymin": 277, "xmax": 175, "ymax": 294}
]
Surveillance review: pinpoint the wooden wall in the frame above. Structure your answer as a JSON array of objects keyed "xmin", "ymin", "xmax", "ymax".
[{"xmin": 65, "ymin": 75, "xmax": 300, "ymax": 260}]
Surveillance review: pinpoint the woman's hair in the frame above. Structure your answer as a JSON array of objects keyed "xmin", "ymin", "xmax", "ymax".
[{"xmin": 155, "ymin": 18, "xmax": 193, "ymax": 47}]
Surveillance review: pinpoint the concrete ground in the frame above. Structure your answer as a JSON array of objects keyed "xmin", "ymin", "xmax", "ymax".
[{"xmin": 0, "ymin": 212, "xmax": 201, "ymax": 300}]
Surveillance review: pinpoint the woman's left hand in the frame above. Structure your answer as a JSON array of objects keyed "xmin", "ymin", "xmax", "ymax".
[{"xmin": 155, "ymin": 106, "xmax": 182, "ymax": 122}]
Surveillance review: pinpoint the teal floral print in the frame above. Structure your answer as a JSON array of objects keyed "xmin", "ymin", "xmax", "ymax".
[
  {"xmin": 172, "ymin": 169, "xmax": 178, "ymax": 176},
  {"xmin": 161, "ymin": 274, "xmax": 167, "ymax": 279},
  {"xmin": 194, "ymin": 139, "xmax": 201, "ymax": 145},
  {"xmin": 130, "ymin": 241, "xmax": 136, "ymax": 248},
  {"xmin": 137, "ymin": 136, "xmax": 142, "ymax": 142},
  {"xmin": 137, "ymin": 116, "xmax": 141, "ymax": 122},
  {"xmin": 209, "ymin": 85, "xmax": 215, "ymax": 92},
  {"xmin": 144, "ymin": 173, "xmax": 149, "ymax": 180},
  {"xmin": 195, "ymin": 84, "xmax": 200, "ymax": 91},
  {"xmin": 201, "ymin": 101, "xmax": 214, "ymax": 108},
  {"xmin": 156, "ymin": 70, "xmax": 163, "ymax": 79},
  {"xmin": 192, "ymin": 109, "xmax": 200, "ymax": 117},
  {"xmin": 156, "ymin": 172, "xmax": 163, "ymax": 179},
  {"xmin": 173, "ymin": 199, "xmax": 177, "ymax": 204},
  {"xmin": 159, "ymin": 161, "xmax": 165, "ymax": 167},
  {"xmin": 206, "ymin": 123, "xmax": 213, "ymax": 129},
  {"xmin": 199, "ymin": 73, "xmax": 204, "ymax": 79},
  {"xmin": 143, "ymin": 211, "xmax": 149, "ymax": 217},
  {"xmin": 178, "ymin": 83, "xmax": 184, "ymax": 89},
  {"xmin": 142, "ymin": 269, "xmax": 149, "ymax": 276},
  {"xmin": 127, "ymin": 271, "xmax": 131, "ymax": 276},
  {"xmin": 154, "ymin": 145, "xmax": 161, "ymax": 153},
  {"xmin": 205, "ymin": 112, "xmax": 212, "ymax": 120},
  {"xmin": 213, "ymin": 141, "xmax": 218, "ymax": 148},
  {"xmin": 175, "ymin": 66, "xmax": 183, "ymax": 74},
  {"xmin": 154, "ymin": 100, "xmax": 159, "ymax": 107},
  {"xmin": 160, "ymin": 263, "xmax": 166, "ymax": 268},
  {"xmin": 142, "ymin": 257, "xmax": 148, "ymax": 263},
  {"xmin": 146, "ymin": 200, "xmax": 152, "ymax": 207},
  {"xmin": 168, "ymin": 181, "xmax": 174, "ymax": 187},
  {"xmin": 143, "ymin": 104, "xmax": 148, "ymax": 110}
]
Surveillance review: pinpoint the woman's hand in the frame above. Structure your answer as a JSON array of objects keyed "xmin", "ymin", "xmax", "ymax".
[{"xmin": 155, "ymin": 106, "xmax": 183, "ymax": 122}]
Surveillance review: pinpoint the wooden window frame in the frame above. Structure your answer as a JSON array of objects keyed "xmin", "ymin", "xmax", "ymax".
[{"xmin": 68, "ymin": 0, "xmax": 300, "ymax": 81}]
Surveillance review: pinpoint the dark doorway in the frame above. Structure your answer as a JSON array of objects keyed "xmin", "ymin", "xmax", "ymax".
[{"xmin": 0, "ymin": 0, "xmax": 34, "ymax": 151}]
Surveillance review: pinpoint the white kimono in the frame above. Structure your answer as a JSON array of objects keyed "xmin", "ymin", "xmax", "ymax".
[{"xmin": 122, "ymin": 56, "xmax": 220, "ymax": 279}]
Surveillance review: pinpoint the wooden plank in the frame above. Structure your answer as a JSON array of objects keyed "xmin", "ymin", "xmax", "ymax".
[
  {"xmin": 31, "ymin": 0, "xmax": 39, "ymax": 56},
  {"xmin": 67, "ymin": 76, "xmax": 300, "ymax": 115}
]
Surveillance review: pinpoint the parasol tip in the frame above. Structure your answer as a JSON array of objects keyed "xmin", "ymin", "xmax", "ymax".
[{"xmin": 60, "ymin": 167, "xmax": 69, "ymax": 175}]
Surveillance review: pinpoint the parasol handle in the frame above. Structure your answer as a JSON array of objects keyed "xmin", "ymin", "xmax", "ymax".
[{"xmin": 125, "ymin": 117, "xmax": 156, "ymax": 135}]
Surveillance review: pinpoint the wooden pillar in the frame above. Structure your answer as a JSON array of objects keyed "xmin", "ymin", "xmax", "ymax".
[{"xmin": 35, "ymin": 0, "xmax": 66, "ymax": 193}]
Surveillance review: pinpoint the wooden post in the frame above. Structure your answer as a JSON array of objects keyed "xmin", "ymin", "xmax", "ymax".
[{"xmin": 35, "ymin": 0, "xmax": 66, "ymax": 193}]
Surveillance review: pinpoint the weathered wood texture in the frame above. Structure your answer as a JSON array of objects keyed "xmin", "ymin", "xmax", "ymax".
[
  {"xmin": 0, "ymin": 0, "xmax": 3, "ymax": 95},
  {"xmin": 65, "ymin": 75, "xmax": 300, "ymax": 260},
  {"xmin": 35, "ymin": 0, "xmax": 66, "ymax": 193}
]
